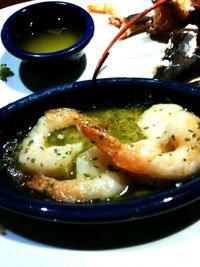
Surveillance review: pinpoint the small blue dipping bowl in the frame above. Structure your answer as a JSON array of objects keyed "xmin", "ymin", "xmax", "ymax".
[{"xmin": 1, "ymin": 1, "xmax": 94, "ymax": 63}]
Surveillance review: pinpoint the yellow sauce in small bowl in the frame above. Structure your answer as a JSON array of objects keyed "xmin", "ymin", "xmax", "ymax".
[{"xmin": 16, "ymin": 27, "xmax": 83, "ymax": 53}]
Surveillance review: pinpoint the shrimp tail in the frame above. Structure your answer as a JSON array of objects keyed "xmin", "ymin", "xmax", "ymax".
[
  {"xmin": 26, "ymin": 175, "xmax": 85, "ymax": 203},
  {"xmin": 78, "ymin": 122, "xmax": 121, "ymax": 157}
]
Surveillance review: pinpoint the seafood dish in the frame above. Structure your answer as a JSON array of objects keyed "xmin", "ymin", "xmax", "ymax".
[
  {"xmin": 1, "ymin": 78, "xmax": 200, "ymax": 222},
  {"xmin": 88, "ymin": 0, "xmax": 200, "ymax": 82},
  {"xmin": 11, "ymin": 103, "xmax": 200, "ymax": 203},
  {"xmin": 1, "ymin": 78, "xmax": 200, "ymax": 212}
]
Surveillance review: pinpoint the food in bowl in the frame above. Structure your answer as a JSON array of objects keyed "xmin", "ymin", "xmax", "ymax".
[
  {"xmin": 1, "ymin": 1, "xmax": 94, "ymax": 62},
  {"xmin": 1, "ymin": 78, "xmax": 200, "ymax": 222},
  {"xmin": 1, "ymin": 86, "xmax": 200, "ymax": 203}
]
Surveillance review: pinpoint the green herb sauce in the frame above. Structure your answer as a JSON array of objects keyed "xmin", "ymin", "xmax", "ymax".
[{"xmin": 47, "ymin": 105, "xmax": 145, "ymax": 148}]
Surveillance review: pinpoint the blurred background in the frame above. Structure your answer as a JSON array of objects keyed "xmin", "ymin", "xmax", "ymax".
[{"xmin": 0, "ymin": 0, "xmax": 30, "ymax": 9}]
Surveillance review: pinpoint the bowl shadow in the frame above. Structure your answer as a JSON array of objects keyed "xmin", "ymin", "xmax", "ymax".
[
  {"xmin": 1, "ymin": 199, "xmax": 200, "ymax": 250},
  {"xmin": 19, "ymin": 54, "xmax": 87, "ymax": 92}
]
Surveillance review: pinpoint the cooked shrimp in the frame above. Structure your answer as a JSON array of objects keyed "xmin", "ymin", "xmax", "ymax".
[
  {"xmin": 18, "ymin": 108, "xmax": 84, "ymax": 178},
  {"xmin": 87, "ymin": 2, "xmax": 117, "ymax": 15},
  {"xmin": 79, "ymin": 104, "xmax": 200, "ymax": 180},
  {"xmin": 26, "ymin": 147, "xmax": 130, "ymax": 203}
]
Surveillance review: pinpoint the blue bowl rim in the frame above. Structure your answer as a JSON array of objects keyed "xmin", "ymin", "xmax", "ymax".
[
  {"xmin": 1, "ymin": 1, "xmax": 95, "ymax": 60},
  {"xmin": 1, "ymin": 77, "xmax": 200, "ymax": 224}
]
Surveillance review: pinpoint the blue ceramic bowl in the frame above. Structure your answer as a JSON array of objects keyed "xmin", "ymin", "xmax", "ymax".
[
  {"xmin": 0, "ymin": 78, "xmax": 200, "ymax": 224},
  {"xmin": 1, "ymin": 1, "xmax": 94, "ymax": 63}
]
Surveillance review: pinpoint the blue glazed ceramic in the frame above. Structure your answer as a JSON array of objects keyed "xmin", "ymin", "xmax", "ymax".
[
  {"xmin": 0, "ymin": 78, "xmax": 200, "ymax": 224},
  {"xmin": 1, "ymin": 1, "xmax": 94, "ymax": 63}
]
